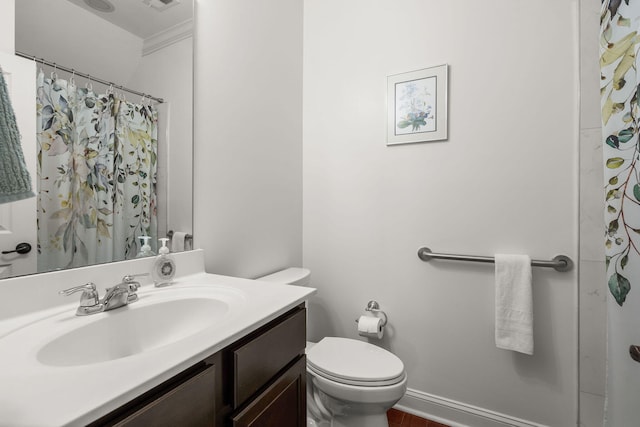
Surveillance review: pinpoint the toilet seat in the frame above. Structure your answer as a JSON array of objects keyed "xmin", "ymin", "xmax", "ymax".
[{"xmin": 306, "ymin": 337, "xmax": 405, "ymax": 387}]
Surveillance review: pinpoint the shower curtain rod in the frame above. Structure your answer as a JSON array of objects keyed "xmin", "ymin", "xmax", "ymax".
[{"xmin": 15, "ymin": 51, "xmax": 164, "ymax": 103}]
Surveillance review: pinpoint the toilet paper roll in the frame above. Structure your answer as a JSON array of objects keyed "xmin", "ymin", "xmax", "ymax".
[{"xmin": 357, "ymin": 315, "xmax": 384, "ymax": 339}]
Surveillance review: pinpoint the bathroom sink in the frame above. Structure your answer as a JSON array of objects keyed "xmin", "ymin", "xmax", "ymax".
[
  {"xmin": 0, "ymin": 266, "xmax": 317, "ymax": 427},
  {"xmin": 37, "ymin": 295, "xmax": 233, "ymax": 367}
]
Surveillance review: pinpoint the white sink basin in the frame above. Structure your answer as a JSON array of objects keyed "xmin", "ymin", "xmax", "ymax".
[
  {"xmin": 0, "ymin": 284, "xmax": 246, "ymax": 370},
  {"xmin": 38, "ymin": 297, "xmax": 229, "ymax": 367}
]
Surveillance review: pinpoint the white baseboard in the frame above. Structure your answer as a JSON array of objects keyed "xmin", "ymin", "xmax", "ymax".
[{"xmin": 395, "ymin": 388, "xmax": 548, "ymax": 427}]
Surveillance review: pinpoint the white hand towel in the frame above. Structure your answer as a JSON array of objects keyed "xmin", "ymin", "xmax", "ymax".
[
  {"xmin": 495, "ymin": 254, "xmax": 533, "ymax": 355},
  {"xmin": 171, "ymin": 231, "xmax": 187, "ymax": 252}
]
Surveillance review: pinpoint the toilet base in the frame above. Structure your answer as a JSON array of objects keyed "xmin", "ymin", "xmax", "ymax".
[
  {"xmin": 306, "ymin": 414, "xmax": 388, "ymax": 427},
  {"xmin": 307, "ymin": 378, "xmax": 393, "ymax": 427},
  {"xmin": 329, "ymin": 413, "xmax": 389, "ymax": 427},
  {"xmin": 306, "ymin": 416, "xmax": 330, "ymax": 427}
]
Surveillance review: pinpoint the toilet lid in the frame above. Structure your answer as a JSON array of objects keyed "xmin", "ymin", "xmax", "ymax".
[{"xmin": 306, "ymin": 337, "xmax": 405, "ymax": 386}]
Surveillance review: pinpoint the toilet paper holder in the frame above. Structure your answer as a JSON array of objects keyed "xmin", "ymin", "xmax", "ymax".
[{"xmin": 355, "ymin": 300, "xmax": 388, "ymax": 326}]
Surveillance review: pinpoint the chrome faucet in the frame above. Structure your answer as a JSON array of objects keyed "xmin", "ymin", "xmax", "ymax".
[
  {"xmin": 59, "ymin": 283, "xmax": 104, "ymax": 316},
  {"xmin": 60, "ymin": 274, "xmax": 149, "ymax": 316}
]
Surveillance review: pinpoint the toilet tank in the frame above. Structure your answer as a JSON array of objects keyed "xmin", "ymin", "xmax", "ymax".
[{"xmin": 257, "ymin": 268, "xmax": 311, "ymax": 286}]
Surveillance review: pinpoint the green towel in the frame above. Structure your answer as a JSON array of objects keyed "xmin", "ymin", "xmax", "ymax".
[{"xmin": 0, "ymin": 67, "xmax": 35, "ymax": 204}]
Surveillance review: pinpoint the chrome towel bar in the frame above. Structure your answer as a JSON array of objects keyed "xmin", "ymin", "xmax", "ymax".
[{"xmin": 417, "ymin": 247, "xmax": 573, "ymax": 272}]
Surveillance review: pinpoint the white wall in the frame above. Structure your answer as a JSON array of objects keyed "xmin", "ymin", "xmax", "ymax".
[
  {"xmin": 128, "ymin": 36, "xmax": 194, "ymax": 237},
  {"xmin": 193, "ymin": 0, "xmax": 303, "ymax": 278},
  {"xmin": 0, "ymin": 0, "xmax": 13, "ymax": 53},
  {"xmin": 303, "ymin": 1, "xmax": 579, "ymax": 426}
]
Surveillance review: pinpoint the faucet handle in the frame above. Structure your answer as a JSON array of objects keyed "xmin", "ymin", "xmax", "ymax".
[
  {"xmin": 121, "ymin": 273, "xmax": 149, "ymax": 304},
  {"xmin": 59, "ymin": 283, "xmax": 100, "ymax": 307},
  {"xmin": 123, "ymin": 273, "xmax": 149, "ymax": 282},
  {"xmin": 59, "ymin": 283, "xmax": 104, "ymax": 315},
  {"xmin": 59, "ymin": 282, "xmax": 96, "ymax": 295},
  {"xmin": 122, "ymin": 273, "xmax": 149, "ymax": 291}
]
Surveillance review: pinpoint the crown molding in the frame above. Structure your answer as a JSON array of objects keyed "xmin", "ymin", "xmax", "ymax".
[{"xmin": 143, "ymin": 19, "xmax": 193, "ymax": 56}]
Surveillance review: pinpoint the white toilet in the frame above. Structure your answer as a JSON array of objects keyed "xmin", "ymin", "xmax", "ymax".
[{"xmin": 258, "ymin": 268, "xmax": 407, "ymax": 427}]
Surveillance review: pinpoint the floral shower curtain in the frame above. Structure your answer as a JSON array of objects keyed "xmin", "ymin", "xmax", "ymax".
[
  {"xmin": 601, "ymin": 1, "xmax": 640, "ymax": 424},
  {"xmin": 36, "ymin": 70, "xmax": 157, "ymax": 272}
]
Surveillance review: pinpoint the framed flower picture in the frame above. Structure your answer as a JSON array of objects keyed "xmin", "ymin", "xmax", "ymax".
[{"xmin": 387, "ymin": 64, "xmax": 448, "ymax": 145}]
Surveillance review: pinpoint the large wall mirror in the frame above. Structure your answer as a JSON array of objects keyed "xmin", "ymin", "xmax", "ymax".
[{"xmin": 3, "ymin": 0, "xmax": 194, "ymax": 279}]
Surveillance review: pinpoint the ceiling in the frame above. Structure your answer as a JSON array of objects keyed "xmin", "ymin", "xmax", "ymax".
[{"xmin": 66, "ymin": 0, "xmax": 193, "ymax": 39}]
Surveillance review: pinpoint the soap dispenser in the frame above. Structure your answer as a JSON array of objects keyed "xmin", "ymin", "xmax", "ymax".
[
  {"xmin": 152, "ymin": 238, "xmax": 175, "ymax": 287},
  {"xmin": 136, "ymin": 235, "xmax": 155, "ymax": 258}
]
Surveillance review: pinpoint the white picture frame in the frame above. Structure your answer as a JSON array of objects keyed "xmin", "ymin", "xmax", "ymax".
[{"xmin": 387, "ymin": 64, "xmax": 448, "ymax": 145}]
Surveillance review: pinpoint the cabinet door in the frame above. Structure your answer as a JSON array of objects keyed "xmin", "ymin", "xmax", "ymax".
[
  {"xmin": 113, "ymin": 363, "xmax": 217, "ymax": 427},
  {"xmin": 233, "ymin": 307, "xmax": 306, "ymax": 408},
  {"xmin": 232, "ymin": 356, "xmax": 306, "ymax": 427}
]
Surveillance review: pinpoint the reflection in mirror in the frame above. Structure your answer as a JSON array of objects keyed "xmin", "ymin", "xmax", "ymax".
[{"xmin": 6, "ymin": 0, "xmax": 194, "ymax": 279}]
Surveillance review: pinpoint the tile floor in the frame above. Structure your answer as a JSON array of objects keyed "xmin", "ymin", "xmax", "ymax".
[{"xmin": 387, "ymin": 408, "xmax": 450, "ymax": 427}]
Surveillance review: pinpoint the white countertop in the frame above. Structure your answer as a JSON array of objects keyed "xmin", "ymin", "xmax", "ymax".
[{"xmin": 0, "ymin": 270, "xmax": 315, "ymax": 427}]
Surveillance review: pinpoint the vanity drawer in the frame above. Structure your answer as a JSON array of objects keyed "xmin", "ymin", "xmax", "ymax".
[{"xmin": 233, "ymin": 306, "xmax": 306, "ymax": 408}]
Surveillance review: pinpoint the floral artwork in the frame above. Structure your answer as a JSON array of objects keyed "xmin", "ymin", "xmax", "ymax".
[
  {"xmin": 387, "ymin": 65, "xmax": 448, "ymax": 145},
  {"xmin": 395, "ymin": 77, "xmax": 436, "ymax": 135}
]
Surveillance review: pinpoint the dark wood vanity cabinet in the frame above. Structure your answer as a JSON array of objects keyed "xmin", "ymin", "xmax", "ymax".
[{"xmin": 89, "ymin": 305, "xmax": 306, "ymax": 427}]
